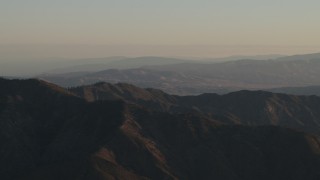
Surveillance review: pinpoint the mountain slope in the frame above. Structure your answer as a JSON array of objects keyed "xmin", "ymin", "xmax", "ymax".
[
  {"xmin": 0, "ymin": 78, "xmax": 128, "ymax": 180},
  {"xmin": 1, "ymin": 78, "xmax": 320, "ymax": 180},
  {"xmin": 71, "ymin": 82, "xmax": 320, "ymax": 135}
]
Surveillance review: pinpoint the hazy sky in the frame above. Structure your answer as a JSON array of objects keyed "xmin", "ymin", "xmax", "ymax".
[{"xmin": 1, "ymin": 0, "xmax": 320, "ymax": 58}]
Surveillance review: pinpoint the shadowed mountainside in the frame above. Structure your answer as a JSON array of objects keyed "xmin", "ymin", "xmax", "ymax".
[
  {"xmin": 71, "ymin": 82, "xmax": 320, "ymax": 135},
  {"xmin": 0, "ymin": 78, "xmax": 127, "ymax": 180},
  {"xmin": 266, "ymin": 86, "xmax": 320, "ymax": 96},
  {"xmin": 1, "ymin": 78, "xmax": 320, "ymax": 180}
]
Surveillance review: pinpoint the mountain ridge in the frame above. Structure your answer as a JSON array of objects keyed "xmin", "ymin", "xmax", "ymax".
[
  {"xmin": 70, "ymin": 82, "xmax": 320, "ymax": 135},
  {"xmin": 1, "ymin": 78, "xmax": 320, "ymax": 179}
]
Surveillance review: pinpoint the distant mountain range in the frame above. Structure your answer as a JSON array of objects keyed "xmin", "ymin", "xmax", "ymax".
[
  {"xmin": 39, "ymin": 52, "xmax": 320, "ymax": 95},
  {"xmin": 47, "ymin": 54, "xmax": 284, "ymax": 74},
  {"xmin": 46, "ymin": 56, "xmax": 194, "ymax": 74},
  {"xmin": 0, "ymin": 56, "xmax": 191, "ymax": 76},
  {"xmin": 1, "ymin": 78, "xmax": 320, "ymax": 179}
]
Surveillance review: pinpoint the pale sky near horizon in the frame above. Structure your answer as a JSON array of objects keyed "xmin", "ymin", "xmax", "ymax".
[{"xmin": 1, "ymin": 0, "xmax": 320, "ymax": 58}]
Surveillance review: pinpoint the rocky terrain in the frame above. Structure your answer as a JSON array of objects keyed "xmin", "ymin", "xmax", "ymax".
[
  {"xmin": 1, "ymin": 78, "xmax": 320, "ymax": 180},
  {"xmin": 71, "ymin": 82, "xmax": 320, "ymax": 134}
]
